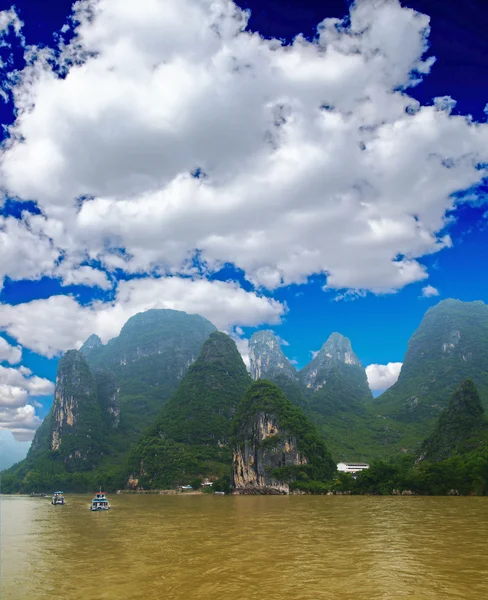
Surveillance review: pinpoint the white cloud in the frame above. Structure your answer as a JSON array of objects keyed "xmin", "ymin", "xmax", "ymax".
[
  {"xmin": 58, "ymin": 265, "xmax": 112, "ymax": 290},
  {"xmin": 0, "ymin": 216, "xmax": 61, "ymax": 290},
  {"xmin": 0, "ymin": 384, "xmax": 27, "ymax": 408},
  {"xmin": 0, "ymin": 276, "xmax": 285, "ymax": 357},
  {"xmin": 0, "ymin": 336, "xmax": 22, "ymax": 364},
  {"xmin": 0, "ymin": 0, "xmax": 485, "ymax": 296},
  {"xmin": 421, "ymin": 284, "xmax": 439, "ymax": 297},
  {"xmin": 0, "ymin": 405, "xmax": 42, "ymax": 442},
  {"xmin": 0, "ymin": 364, "xmax": 54, "ymax": 441},
  {"xmin": 366, "ymin": 362, "xmax": 403, "ymax": 392},
  {"xmin": 0, "ymin": 215, "xmax": 113, "ymax": 291},
  {"xmin": 0, "ymin": 8, "xmax": 22, "ymax": 39},
  {"xmin": 0, "ymin": 365, "xmax": 55, "ymax": 397}
]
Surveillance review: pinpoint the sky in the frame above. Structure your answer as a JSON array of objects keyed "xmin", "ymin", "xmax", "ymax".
[{"xmin": 0, "ymin": 0, "xmax": 487, "ymax": 467}]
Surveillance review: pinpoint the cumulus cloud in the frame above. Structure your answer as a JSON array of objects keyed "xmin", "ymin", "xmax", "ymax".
[
  {"xmin": 0, "ymin": 214, "xmax": 113, "ymax": 291},
  {"xmin": 0, "ymin": 216, "xmax": 61, "ymax": 290},
  {"xmin": 0, "ymin": 0, "xmax": 485, "ymax": 296},
  {"xmin": 0, "ymin": 336, "xmax": 22, "ymax": 364},
  {"xmin": 0, "ymin": 276, "xmax": 285, "ymax": 357},
  {"xmin": 0, "ymin": 365, "xmax": 55, "ymax": 397},
  {"xmin": 0, "ymin": 364, "xmax": 54, "ymax": 441},
  {"xmin": 0, "ymin": 7, "xmax": 22, "ymax": 34},
  {"xmin": 366, "ymin": 362, "xmax": 403, "ymax": 392},
  {"xmin": 421, "ymin": 284, "xmax": 440, "ymax": 297},
  {"xmin": 0, "ymin": 405, "xmax": 42, "ymax": 442},
  {"xmin": 58, "ymin": 265, "xmax": 112, "ymax": 290}
]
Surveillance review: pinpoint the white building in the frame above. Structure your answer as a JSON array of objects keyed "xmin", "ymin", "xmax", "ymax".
[{"xmin": 337, "ymin": 462, "xmax": 370, "ymax": 474}]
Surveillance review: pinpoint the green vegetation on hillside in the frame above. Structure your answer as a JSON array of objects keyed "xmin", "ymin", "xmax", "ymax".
[
  {"xmin": 41, "ymin": 351, "xmax": 104, "ymax": 470},
  {"xmin": 248, "ymin": 330, "xmax": 385, "ymax": 460},
  {"xmin": 129, "ymin": 332, "xmax": 252, "ymax": 488},
  {"xmin": 419, "ymin": 379, "xmax": 486, "ymax": 462},
  {"xmin": 1, "ymin": 351, "xmax": 127, "ymax": 493},
  {"xmin": 85, "ymin": 309, "xmax": 217, "ymax": 437},
  {"xmin": 1, "ymin": 311, "xmax": 218, "ymax": 493},
  {"xmin": 232, "ymin": 380, "xmax": 336, "ymax": 484},
  {"xmin": 375, "ymin": 299, "xmax": 488, "ymax": 423},
  {"xmin": 3, "ymin": 300, "xmax": 488, "ymax": 496},
  {"xmin": 324, "ymin": 380, "xmax": 488, "ymax": 496}
]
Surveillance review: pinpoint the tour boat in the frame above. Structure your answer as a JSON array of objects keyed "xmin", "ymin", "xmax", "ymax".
[
  {"xmin": 90, "ymin": 489, "xmax": 111, "ymax": 511},
  {"xmin": 51, "ymin": 491, "xmax": 65, "ymax": 505}
]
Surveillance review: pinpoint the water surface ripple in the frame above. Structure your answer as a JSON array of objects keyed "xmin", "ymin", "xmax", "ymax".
[{"xmin": 1, "ymin": 495, "xmax": 487, "ymax": 599}]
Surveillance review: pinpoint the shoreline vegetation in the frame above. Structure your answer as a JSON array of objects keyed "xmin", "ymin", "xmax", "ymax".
[{"xmin": 2, "ymin": 486, "xmax": 484, "ymax": 497}]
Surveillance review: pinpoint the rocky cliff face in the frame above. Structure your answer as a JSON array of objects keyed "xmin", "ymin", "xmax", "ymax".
[
  {"xmin": 249, "ymin": 330, "xmax": 297, "ymax": 382},
  {"xmin": 7, "ymin": 308, "xmax": 220, "ymax": 490},
  {"xmin": 298, "ymin": 333, "xmax": 372, "ymax": 416},
  {"xmin": 28, "ymin": 351, "xmax": 122, "ymax": 471},
  {"xmin": 231, "ymin": 381, "xmax": 335, "ymax": 494},
  {"xmin": 50, "ymin": 350, "xmax": 102, "ymax": 467},
  {"xmin": 300, "ymin": 332, "xmax": 362, "ymax": 390},
  {"xmin": 232, "ymin": 412, "xmax": 308, "ymax": 494}
]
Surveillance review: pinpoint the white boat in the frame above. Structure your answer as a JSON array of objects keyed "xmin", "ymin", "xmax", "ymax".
[
  {"xmin": 51, "ymin": 491, "xmax": 65, "ymax": 505},
  {"xmin": 90, "ymin": 489, "xmax": 111, "ymax": 511}
]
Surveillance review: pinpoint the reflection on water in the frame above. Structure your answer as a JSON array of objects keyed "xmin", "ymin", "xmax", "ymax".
[{"xmin": 1, "ymin": 494, "xmax": 488, "ymax": 599}]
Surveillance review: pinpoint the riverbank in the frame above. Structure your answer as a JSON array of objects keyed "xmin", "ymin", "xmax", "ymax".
[{"xmin": 116, "ymin": 489, "xmax": 205, "ymax": 495}]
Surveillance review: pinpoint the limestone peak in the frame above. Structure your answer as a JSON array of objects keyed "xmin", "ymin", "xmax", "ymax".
[{"xmin": 248, "ymin": 330, "xmax": 296, "ymax": 382}]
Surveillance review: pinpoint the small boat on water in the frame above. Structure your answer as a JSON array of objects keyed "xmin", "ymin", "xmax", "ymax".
[
  {"xmin": 90, "ymin": 489, "xmax": 111, "ymax": 511},
  {"xmin": 51, "ymin": 491, "xmax": 65, "ymax": 505},
  {"xmin": 30, "ymin": 492, "xmax": 46, "ymax": 497}
]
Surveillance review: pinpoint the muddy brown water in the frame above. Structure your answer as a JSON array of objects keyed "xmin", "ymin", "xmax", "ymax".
[{"xmin": 1, "ymin": 494, "xmax": 487, "ymax": 599}]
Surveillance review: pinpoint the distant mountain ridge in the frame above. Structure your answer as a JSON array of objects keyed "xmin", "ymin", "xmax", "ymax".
[
  {"xmin": 2, "ymin": 309, "xmax": 219, "ymax": 492},
  {"xmin": 374, "ymin": 299, "xmax": 488, "ymax": 423},
  {"xmin": 3, "ymin": 297, "xmax": 488, "ymax": 495},
  {"xmin": 82, "ymin": 309, "xmax": 217, "ymax": 437},
  {"xmin": 248, "ymin": 329, "xmax": 376, "ymax": 459}
]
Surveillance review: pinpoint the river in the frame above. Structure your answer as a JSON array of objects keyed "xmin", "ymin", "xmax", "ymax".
[{"xmin": 1, "ymin": 494, "xmax": 487, "ymax": 599}]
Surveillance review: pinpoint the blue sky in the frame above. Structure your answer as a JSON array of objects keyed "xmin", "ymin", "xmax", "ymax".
[{"xmin": 0, "ymin": 0, "xmax": 487, "ymax": 466}]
